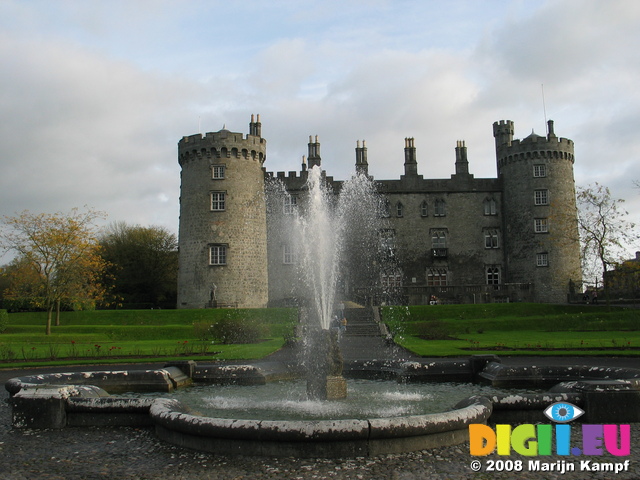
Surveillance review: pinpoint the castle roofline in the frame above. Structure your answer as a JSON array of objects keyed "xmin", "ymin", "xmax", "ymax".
[{"xmin": 523, "ymin": 129, "xmax": 545, "ymax": 142}]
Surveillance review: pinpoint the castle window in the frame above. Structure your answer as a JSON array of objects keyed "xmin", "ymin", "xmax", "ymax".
[
  {"xmin": 379, "ymin": 229, "xmax": 396, "ymax": 257},
  {"xmin": 396, "ymin": 202, "xmax": 404, "ymax": 217},
  {"xmin": 431, "ymin": 229, "xmax": 447, "ymax": 249},
  {"xmin": 484, "ymin": 229, "xmax": 499, "ymax": 249},
  {"xmin": 534, "ymin": 218, "xmax": 549, "ymax": 233},
  {"xmin": 420, "ymin": 200, "xmax": 428, "ymax": 217},
  {"xmin": 434, "ymin": 199, "xmax": 446, "ymax": 216},
  {"xmin": 283, "ymin": 196, "xmax": 297, "ymax": 215},
  {"xmin": 212, "ymin": 165, "xmax": 225, "ymax": 179},
  {"xmin": 381, "ymin": 272, "xmax": 403, "ymax": 291},
  {"xmin": 486, "ymin": 266, "xmax": 501, "ymax": 285},
  {"xmin": 210, "ymin": 192, "xmax": 226, "ymax": 211},
  {"xmin": 283, "ymin": 244, "xmax": 296, "ymax": 264},
  {"xmin": 381, "ymin": 199, "xmax": 391, "ymax": 218},
  {"xmin": 483, "ymin": 198, "xmax": 497, "ymax": 216},
  {"xmin": 536, "ymin": 253, "xmax": 549, "ymax": 267},
  {"xmin": 533, "ymin": 164, "xmax": 547, "ymax": 178},
  {"xmin": 534, "ymin": 189, "xmax": 549, "ymax": 205},
  {"xmin": 209, "ymin": 245, "xmax": 227, "ymax": 265},
  {"xmin": 427, "ymin": 268, "xmax": 448, "ymax": 286}
]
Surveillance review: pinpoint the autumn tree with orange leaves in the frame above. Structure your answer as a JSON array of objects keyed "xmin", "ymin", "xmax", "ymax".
[{"xmin": 0, "ymin": 208, "xmax": 110, "ymax": 335}]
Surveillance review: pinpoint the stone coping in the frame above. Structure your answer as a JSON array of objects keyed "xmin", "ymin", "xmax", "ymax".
[
  {"xmin": 148, "ymin": 395, "xmax": 491, "ymax": 457},
  {"xmin": 149, "ymin": 395, "xmax": 492, "ymax": 443},
  {"xmin": 5, "ymin": 357, "xmax": 640, "ymax": 456},
  {"xmin": 6, "ymin": 366, "xmax": 191, "ymax": 395},
  {"xmin": 478, "ymin": 361, "xmax": 640, "ymax": 388}
]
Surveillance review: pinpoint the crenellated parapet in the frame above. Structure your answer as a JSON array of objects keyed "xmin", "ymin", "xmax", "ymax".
[
  {"xmin": 178, "ymin": 127, "xmax": 266, "ymax": 167},
  {"xmin": 494, "ymin": 120, "xmax": 574, "ymax": 174}
]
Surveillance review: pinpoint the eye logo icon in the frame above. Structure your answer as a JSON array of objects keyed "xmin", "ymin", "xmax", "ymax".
[{"xmin": 544, "ymin": 402, "xmax": 585, "ymax": 423}]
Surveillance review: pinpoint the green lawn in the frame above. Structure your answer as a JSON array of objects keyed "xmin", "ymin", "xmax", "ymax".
[
  {"xmin": 382, "ymin": 304, "xmax": 640, "ymax": 357},
  {"xmin": 0, "ymin": 308, "xmax": 297, "ymax": 367},
  {"xmin": 1, "ymin": 304, "xmax": 639, "ymax": 367}
]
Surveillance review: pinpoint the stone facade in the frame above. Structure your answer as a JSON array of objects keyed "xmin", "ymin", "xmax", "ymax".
[
  {"xmin": 494, "ymin": 120, "xmax": 582, "ymax": 304},
  {"xmin": 177, "ymin": 115, "xmax": 269, "ymax": 308},
  {"xmin": 177, "ymin": 116, "xmax": 582, "ymax": 308}
]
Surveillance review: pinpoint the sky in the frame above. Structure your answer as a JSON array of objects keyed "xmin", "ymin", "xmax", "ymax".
[{"xmin": 1, "ymin": 0, "xmax": 639, "ymax": 262}]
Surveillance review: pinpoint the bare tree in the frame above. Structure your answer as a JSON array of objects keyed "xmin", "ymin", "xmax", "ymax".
[{"xmin": 577, "ymin": 183, "xmax": 639, "ymax": 305}]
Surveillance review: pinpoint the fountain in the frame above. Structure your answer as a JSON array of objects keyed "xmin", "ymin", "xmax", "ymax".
[
  {"xmin": 290, "ymin": 167, "xmax": 348, "ymax": 401},
  {"xmin": 6, "ymin": 166, "xmax": 640, "ymax": 457}
]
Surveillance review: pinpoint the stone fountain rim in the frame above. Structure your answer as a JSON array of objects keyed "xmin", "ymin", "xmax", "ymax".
[
  {"xmin": 6, "ymin": 357, "xmax": 640, "ymax": 457},
  {"xmin": 148, "ymin": 394, "xmax": 492, "ymax": 443}
]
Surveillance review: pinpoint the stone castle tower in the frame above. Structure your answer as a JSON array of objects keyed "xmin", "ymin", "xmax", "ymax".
[
  {"xmin": 177, "ymin": 115, "xmax": 268, "ymax": 308},
  {"xmin": 494, "ymin": 119, "xmax": 582, "ymax": 303},
  {"xmin": 176, "ymin": 116, "xmax": 582, "ymax": 308}
]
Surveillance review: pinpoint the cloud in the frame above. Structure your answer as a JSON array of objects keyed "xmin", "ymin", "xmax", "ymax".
[
  {"xmin": 0, "ymin": 34, "xmax": 194, "ymax": 236},
  {"xmin": 1, "ymin": 0, "xmax": 638, "ymax": 263}
]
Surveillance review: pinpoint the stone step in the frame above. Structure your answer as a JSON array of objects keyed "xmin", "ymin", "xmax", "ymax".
[{"xmin": 342, "ymin": 307, "xmax": 382, "ymax": 336}]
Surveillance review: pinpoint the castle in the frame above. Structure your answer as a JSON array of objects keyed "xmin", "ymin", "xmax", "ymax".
[{"xmin": 176, "ymin": 115, "xmax": 582, "ymax": 308}]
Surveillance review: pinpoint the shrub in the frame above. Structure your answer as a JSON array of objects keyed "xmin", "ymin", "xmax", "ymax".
[
  {"xmin": 209, "ymin": 309, "xmax": 268, "ymax": 344},
  {"xmin": 193, "ymin": 322, "xmax": 212, "ymax": 341},
  {"xmin": 0, "ymin": 309, "xmax": 8, "ymax": 333},
  {"xmin": 412, "ymin": 319, "xmax": 454, "ymax": 340}
]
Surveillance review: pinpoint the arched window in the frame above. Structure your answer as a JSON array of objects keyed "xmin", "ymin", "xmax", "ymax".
[
  {"xmin": 420, "ymin": 200, "xmax": 428, "ymax": 217},
  {"xmin": 484, "ymin": 198, "xmax": 497, "ymax": 216},
  {"xmin": 486, "ymin": 266, "xmax": 501, "ymax": 285},
  {"xmin": 484, "ymin": 229, "xmax": 499, "ymax": 249},
  {"xmin": 396, "ymin": 202, "xmax": 404, "ymax": 217}
]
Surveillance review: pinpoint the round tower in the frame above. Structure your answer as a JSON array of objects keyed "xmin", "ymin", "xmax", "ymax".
[
  {"xmin": 177, "ymin": 115, "xmax": 268, "ymax": 308},
  {"xmin": 494, "ymin": 119, "xmax": 582, "ymax": 303}
]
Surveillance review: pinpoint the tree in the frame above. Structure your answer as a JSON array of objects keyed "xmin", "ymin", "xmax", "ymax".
[
  {"xmin": 577, "ymin": 183, "xmax": 639, "ymax": 305},
  {"xmin": 0, "ymin": 208, "xmax": 109, "ymax": 334},
  {"xmin": 99, "ymin": 222, "xmax": 178, "ymax": 308}
]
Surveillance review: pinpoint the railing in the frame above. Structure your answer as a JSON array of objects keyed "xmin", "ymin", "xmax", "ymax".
[
  {"xmin": 206, "ymin": 300, "xmax": 239, "ymax": 308},
  {"xmin": 404, "ymin": 283, "xmax": 531, "ymax": 297},
  {"xmin": 353, "ymin": 283, "xmax": 534, "ymax": 306}
]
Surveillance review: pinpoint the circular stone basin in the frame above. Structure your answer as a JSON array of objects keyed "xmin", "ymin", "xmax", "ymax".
[
  {"xmin": 147, "ymin": 379, "xmax": 534, "ymax": 421},
  {"xmin": 147, "ymin": 379, "xmax": 504, "ymax": 458},
  {"xmin": 11, "ymin": 358, "xmax": 638, "ymax": 458}
]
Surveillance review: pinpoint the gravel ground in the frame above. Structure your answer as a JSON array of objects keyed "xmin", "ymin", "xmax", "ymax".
[{"xmin": 1, "ymin": 387, "xmax": 638, "ymax": 480}]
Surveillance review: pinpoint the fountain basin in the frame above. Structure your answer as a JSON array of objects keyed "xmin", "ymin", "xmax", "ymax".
[
  {"xmin": 6, "ymin": 357, "xmax": 640, "ymax": 457},
  {"xmin": 150, "ymin": 395, "xmax": 491, "ymax": 457}
]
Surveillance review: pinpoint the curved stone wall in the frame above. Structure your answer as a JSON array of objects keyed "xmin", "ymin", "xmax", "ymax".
[
  {"xmin": 149, "ymin": 395, "xmax": 492, "ymax": 457},
  {"xmin": 6, "ymin": 358, "xmax": 640, "ymax": 457}
]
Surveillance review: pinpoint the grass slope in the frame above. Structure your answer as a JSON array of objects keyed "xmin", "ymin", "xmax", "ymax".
[
  {"xmin": 0, "ymin": 308, "xmax": 296, "ymax": 367},
  {"xmin": 382, "ymin": 303, "xmax": 640, "ymax": 357}
]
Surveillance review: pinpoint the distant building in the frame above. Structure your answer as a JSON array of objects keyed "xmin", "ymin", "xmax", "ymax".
[
  {"xmin": 604, "ymin": 252, "xmax": 640, "ymax": 300},
  {"xmin": 176, "ymin": 115, "xmax": 582, "ymax": 308}
]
